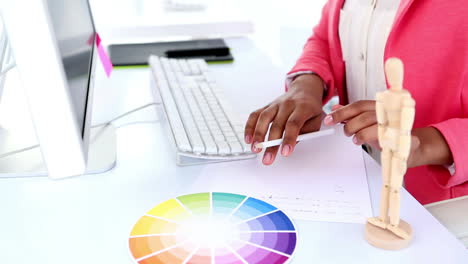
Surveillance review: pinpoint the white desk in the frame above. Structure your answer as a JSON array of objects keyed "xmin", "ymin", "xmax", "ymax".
[{"xmin": 0, "ymin": 37, "xmax": 467, "ymax": 264}]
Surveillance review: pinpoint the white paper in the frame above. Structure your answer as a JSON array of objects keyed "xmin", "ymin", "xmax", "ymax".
[{"xmin": 187, "ymin": 125, "xmax": 373, "ymax": 223}]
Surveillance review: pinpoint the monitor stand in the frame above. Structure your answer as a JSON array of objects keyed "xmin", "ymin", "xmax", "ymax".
[{"xmin": 0, "ymin": 124, "xmax": 117, "ymax": 178}]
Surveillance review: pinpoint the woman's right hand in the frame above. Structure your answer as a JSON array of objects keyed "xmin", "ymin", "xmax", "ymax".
[{"xmin": 244, "ymin": 74, "xmax": 326, "ymax": 165}]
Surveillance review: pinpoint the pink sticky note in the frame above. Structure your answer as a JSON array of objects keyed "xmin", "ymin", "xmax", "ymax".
[{"xmin": 95, "ymin": 33, "xmax": 113, "ymax": 77}]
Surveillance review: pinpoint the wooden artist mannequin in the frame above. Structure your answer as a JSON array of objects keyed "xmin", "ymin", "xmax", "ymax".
[{"xmin": 365, "ymin": 58, "xmax": 414, "ymax": 250}]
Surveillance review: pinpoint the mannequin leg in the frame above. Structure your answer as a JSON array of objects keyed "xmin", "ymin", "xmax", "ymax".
[
  {"xmin": 386, "ymin": 156, "xmax": 410, "ymax": 239},
  {"xmin": 367, "ymin": 149, "xmax": 392, "ymax": 229}
]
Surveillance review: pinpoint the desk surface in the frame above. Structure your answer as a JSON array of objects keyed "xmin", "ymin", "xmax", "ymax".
[{"xmin": 0, "ymin": 38, "xmax": 467, "ymax": 264}]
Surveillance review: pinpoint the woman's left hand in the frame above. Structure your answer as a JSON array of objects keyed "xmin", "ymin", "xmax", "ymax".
[
  {"xmin": 323, "ymin": 100, "xmax": 381, "ymax": 149},
  {"xmin": 323, "ymin": 100, "xmax": 425, "ymax": 168}
]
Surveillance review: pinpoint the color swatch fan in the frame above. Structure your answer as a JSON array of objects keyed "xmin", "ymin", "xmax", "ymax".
[{"xmin": 129, "ymin": 192, "xmax": 298, "ymax": 264}]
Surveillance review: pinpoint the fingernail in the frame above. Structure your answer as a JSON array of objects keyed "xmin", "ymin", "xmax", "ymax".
[
  {"xmin": 252, "ymin": 141, "xmax": 261, "ymax": 153},
  {"xmin": 353, "ymin": 136, "xmax": 359, "ymax": 145},
  {"xmin": 245, "ymin": 134, "xmax": 252, "ymax": 144},
  {"xmin": 324, "ymin": 115, "xmax": 333, "ymax": 125},
  {"xmin": 281, "ymin": 144, "xmax": 292, "ymax": 156},
  {"xmin": 263, "ymin": 153, "xmax": 273, "ymax": 164}
]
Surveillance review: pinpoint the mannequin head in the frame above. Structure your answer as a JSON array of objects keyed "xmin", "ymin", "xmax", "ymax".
[{"xmin": 385, "ymin": 58, "xmax": 404, "ymax": 91}]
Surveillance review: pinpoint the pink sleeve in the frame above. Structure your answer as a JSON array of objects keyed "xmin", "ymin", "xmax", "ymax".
[
  {"xmin": 431, "ymin": 118, "xmax": 468, "ymax": 187},
  {"xmin": 287, "ymin": 1, "xmax": 336, "ymax": 104}
]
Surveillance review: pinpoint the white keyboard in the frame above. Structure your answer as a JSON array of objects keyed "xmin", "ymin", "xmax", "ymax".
[{"xmin": 149, "ymin": 56, "xmax": 255, "ymax": 165}]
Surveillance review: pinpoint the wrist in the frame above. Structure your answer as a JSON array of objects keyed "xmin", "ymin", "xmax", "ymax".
[{"xmin": 290, "ymin": 74, "xmax": 325, "ymax": 103}]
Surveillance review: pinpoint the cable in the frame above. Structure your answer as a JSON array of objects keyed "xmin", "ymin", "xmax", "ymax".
[
  {"xmin": 0, "ymin": 31, "xmax": 15, "ymax": 82},
  {"xmin": 0, "ymin": 144, "xmax": 39, "ymax": 159},
  {"xmin": 0, "ymin": 102, "xmax": 161, "ymax": 159},
  {"xmin": 91, "ymin": 102, "xmax": 160, "ymax": 128},
  {"xmin": 115, "ymin": 120, "xmax": 160, "ymax": 129},
  {"xmin": 0, "ymin": 31, "xmax": 10, "ymax": 74},
  {"xmin": 0, "ymin": 62, "xmax": 16, "ymax": 77}
]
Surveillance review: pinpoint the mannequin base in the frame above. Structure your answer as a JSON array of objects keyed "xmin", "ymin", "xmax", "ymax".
[{"xmin": 365, "ymin": 219, "xmax": 413, "ymax": 250}]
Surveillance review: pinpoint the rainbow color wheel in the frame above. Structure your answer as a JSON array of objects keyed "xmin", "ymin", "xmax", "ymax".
[{"xmin": 129, "ymin": 192, "xmax": 297, "ymax": 264}]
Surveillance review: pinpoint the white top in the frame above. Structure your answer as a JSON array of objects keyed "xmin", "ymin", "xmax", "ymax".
[{"xmin": 339, "ymin": 0, "xmax": 399, "ymax": 103}]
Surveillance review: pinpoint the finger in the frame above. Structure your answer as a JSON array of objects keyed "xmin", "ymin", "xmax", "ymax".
[
  {"xmin": 244, "ymin": 106, "xmax": 267, "ymax": 144},
  {"xmin": 331, "ymin": 104, "xmax": 344, "ymax": 111},
  {"xmin": 324, "ymin": 100, "xmax": 376, "ymax": 125},
  {"xmin": 262, "ymin": 105, "xmax": 294, "ymax": 165},
  {"xmin": 299, "ymin": 114, "xmax": 323, "ymax": 134},
  {"xmin": 343, "ymin": 111, "xmax": 377, "ymax": 137},
  {"xmin": 252, "ymin": 106, "xmax": 279, "ymax": 153},
  {"xmin": 352, "ymin": 124, "xmax": 378, "ymax": 145},
  {"xmin": 281, "ymin": 110, "xmax": 310, "ymax": 156},
  {"xmin": 293, "ymin": 115, "xmax": 323, "ymax": 147}
]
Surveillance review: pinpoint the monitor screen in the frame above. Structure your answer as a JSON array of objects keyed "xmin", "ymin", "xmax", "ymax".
[{"xmin": 46, "ymin": 0, "xmax": 95, "ymax": 137}]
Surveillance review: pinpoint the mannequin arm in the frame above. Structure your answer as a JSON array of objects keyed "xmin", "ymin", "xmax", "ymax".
[
  {"xmin": 397, "ymin": 96, "xmax": 415, "ymax": 160},
  {"xmin": 376, "ymin": 92, "xmax": 387, "ymax": 142}
]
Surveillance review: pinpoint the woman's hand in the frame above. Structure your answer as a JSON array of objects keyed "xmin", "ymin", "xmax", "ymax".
[
  {"xmin": 324, "ymin": 100, "xmax": 452, "ymax": 168},
  {"xmin": 324, "ymin": 100, "xmax": 381, "ymax": 149},
  {"xmin": 244, "ymin": 74, "xmax": 325, "ymax": 165}
]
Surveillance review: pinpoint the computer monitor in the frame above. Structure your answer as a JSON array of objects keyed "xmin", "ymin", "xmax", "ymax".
[{"xmin": 0, "ymin": 0, "xmax": 115, "ymax": 179}]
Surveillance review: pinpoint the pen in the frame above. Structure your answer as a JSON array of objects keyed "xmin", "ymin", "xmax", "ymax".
[{"xmin": 255, "ymin": 129, "xmax": 335, "ymax": 149}]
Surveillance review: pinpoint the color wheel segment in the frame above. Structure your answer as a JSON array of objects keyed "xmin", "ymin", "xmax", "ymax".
[{"xmin": 129, "ymin": 192, "xmax": 297, "ymax": 264}]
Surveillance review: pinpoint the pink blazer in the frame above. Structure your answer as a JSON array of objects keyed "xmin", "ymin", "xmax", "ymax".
[{"xmin": 289, "ymin": 0, "xmax": 468, "ymax": 204}]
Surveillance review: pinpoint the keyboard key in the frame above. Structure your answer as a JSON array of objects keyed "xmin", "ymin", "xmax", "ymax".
[
  {"xmin": 225, "ymin": 136, "xmax": 239, "ymax": 143},
  {"xmin": 200, "ymin": 131, "xmax": 217, "ymax": 155},
  {"xmin": 223, "ymin": 130, "xmax": 236, "ymax": 138},
  {"xmin": 178, "ymin": 59, "xmax": 191, "ymax": 75},
  {"xmin": 203, "ymin": 72, "xmax": 216, "ymax": 83},
  {"xmin": 216, "ymin": 141, "xmax": 231, "ymax": 155},
  {"xmin": 160, "ymin": 57, "xmax": 172, "ymax": 72},
  {"xmin": 229, "ymin": 141, "xmax": 243, "ymax": 154},
  {"xmin": 169, "ymin": 59, "xmax": 182, "ymax": 72},
  {"xmin": 188, "ymin": 60, "xmax": 201, "ymax": 75},
  {"xmin": 192, "ymin": 75, "xmax": 206, "ymax": 83},
  {"xmin": 192, "ymin": 59, "xmax": 209, "ymax": 72}
]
